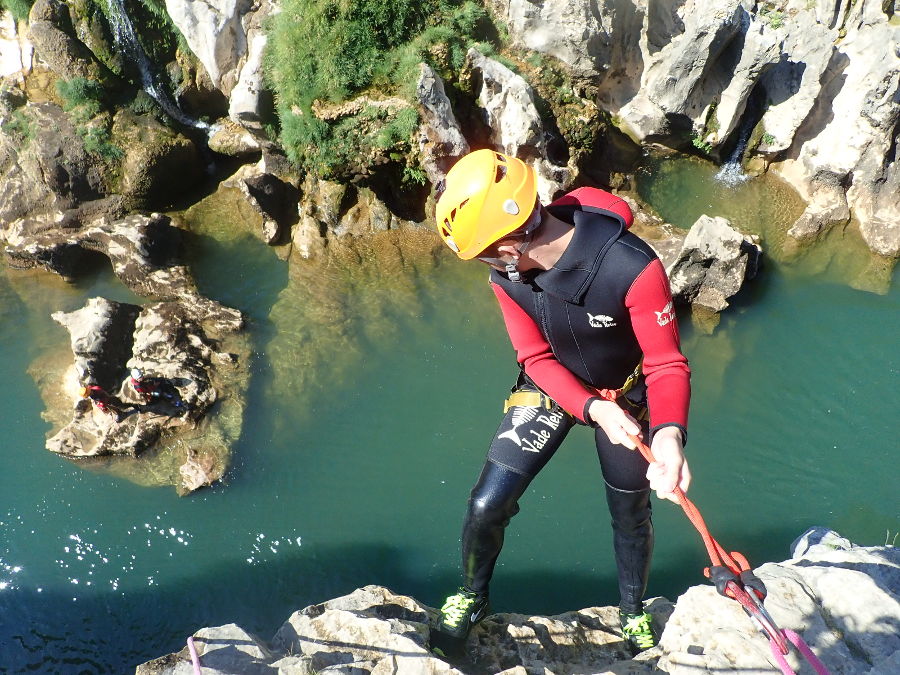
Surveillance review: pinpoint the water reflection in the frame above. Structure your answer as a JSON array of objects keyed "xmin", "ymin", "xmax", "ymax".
[{"xmin": 635, "ymin": 154, "xmax": 895, "ymax": 293}]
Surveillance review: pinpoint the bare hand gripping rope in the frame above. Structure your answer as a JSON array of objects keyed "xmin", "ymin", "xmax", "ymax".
[{"xmin": 628, "ymin": 434, "xmax": 830, "ymax": 675}]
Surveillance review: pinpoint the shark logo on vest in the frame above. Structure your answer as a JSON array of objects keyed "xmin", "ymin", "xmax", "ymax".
[
  {"xmin": 655, "ymin": 301, "xmax": 675, "ymax": 326},
  {"xmin": 587, "ymin": 313, "xmax": 616, "ymax": 328}
]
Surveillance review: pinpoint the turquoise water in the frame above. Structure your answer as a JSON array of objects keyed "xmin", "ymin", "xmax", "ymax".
[{"xmin": 1, "ymin": 159, "xmax": 898, "ymax": 673}]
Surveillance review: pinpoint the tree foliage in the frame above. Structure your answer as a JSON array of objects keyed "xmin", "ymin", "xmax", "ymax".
[{"xmin": 266, "ymin": 0, "xmax": 500, "ymax": 179}]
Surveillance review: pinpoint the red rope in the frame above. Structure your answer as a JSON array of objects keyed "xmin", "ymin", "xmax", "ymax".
[
  {"xmin": 629, "ymin": 434, "xmax": 832, "ymax": 674},
  {"xmin": 628, "ymin": 435, "xmax": 747, "ymax": 576}
]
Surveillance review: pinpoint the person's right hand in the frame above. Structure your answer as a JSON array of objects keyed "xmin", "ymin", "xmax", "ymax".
[{"xmin": 587, "ymin": 399, "xmax": 641, "ymax": 449}]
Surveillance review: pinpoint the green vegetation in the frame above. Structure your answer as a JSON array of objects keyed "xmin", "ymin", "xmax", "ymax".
[
  {"xmin": 691, "ymin": 134, "xmax": 713, "ymax": 154},
  {"xmin": 56, "ymin": 77, "xmax": 107, "ymax": 118},
  {"xmin": 0, "ymin": 0, "xmax": 33, "ymax": 21},
  {"xmin": 55, "ymin": 77, "xmax": 123, "ymax": 160},
  {"xmin": 266, "ymin": 0, "xmax": 501, "ymax": 179},
  {"xmin": 761, "ymin": 132, "xmax": 776, "ymax": 145},
  {"xmin": 703, "ymin": 100, "xmax": 720, "ymax": 135},
  {"xmin": 130, "ymin": 0, "xmax": 183, "ymax": 72},
  {"xmin": 4, "ymin": 108, "xmax": 35, "ymax": 144},
  {"xmin": 759, "ymin": 3, "xmax": 787, "ymax": 29},
  {"xmin": 80, "ymin": 125, "xmax": 123, "ymax": 159}
]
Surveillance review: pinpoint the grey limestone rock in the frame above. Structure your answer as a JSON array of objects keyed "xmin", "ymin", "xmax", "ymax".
[
  {"xmin": 464, "ymin": 48, "xmax": 568, "ymax": 201},
  {"xmin": 666, "ymin": 215, "xmax": 761, "ymax": 313},
  {"xmin": 416, "ymin": 63, "xmax": 469, "ymax": 186},
  {"xmin": 136, "ymin": 532, "xmax": 900, "ymax": 674}
]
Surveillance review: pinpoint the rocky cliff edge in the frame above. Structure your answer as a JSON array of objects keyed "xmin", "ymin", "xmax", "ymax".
[{"xmin": 135, "ymin": 527, "xmax": 899, "ymax": 674}]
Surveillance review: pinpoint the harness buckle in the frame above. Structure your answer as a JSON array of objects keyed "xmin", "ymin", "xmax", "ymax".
[{"xmin": 503, "ymin": 391, "xmax": 554, "ymax": 414}]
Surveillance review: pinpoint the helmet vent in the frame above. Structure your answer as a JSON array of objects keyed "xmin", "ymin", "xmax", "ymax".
[
  {"xmin": 502, "ymin": 199, "xmax": 520, "ymax": 215},
  {"xmin": 494, "ymin": 165, "xmax": 507, "ymax": 183}
]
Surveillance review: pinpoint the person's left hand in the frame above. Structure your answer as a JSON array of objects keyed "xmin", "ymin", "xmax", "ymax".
[{"xmin": 646, "ymin": 426, "xmax": 691, "ymax": 503}]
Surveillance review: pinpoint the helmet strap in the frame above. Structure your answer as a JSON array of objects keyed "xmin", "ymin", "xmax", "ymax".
[{"xmin": 504, "ymin": 229, "xmax": 535, "ymax": 283}]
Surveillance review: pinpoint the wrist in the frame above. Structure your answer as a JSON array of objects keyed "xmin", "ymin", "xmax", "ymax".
[
  {"xmin": 583, "ymin": 397, "xmax": 601, "ymax": 427},
  {"xmin": 651, "ymin": 425, "xmax": 684, "ymax": 446}
]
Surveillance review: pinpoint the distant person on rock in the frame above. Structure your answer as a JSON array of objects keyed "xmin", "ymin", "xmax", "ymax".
[
  {"xmin": 430, "ymin": 150, "xmax": 692, "ymax": 655},
  {"xmin": 130, "ymin": 368, "xmax": 185, "ymax": 411},
  {"xmin": 80, "ymin": 385, "xmax": 127, "ymax": 423}
]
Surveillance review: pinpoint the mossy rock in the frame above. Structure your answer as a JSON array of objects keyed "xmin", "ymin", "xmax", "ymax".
[
  {"xmin": 28, "ymin": 0, "xmax": 118, "ymax": 88},
  {"xmin": 111, "ymin": 108, "xmax": 204, "ymax": 208},
  {"xmin": 68, "ymin": 0, "xmax": 125, "ymax": 77}
]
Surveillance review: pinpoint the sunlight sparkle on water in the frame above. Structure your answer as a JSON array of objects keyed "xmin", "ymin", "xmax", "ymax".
[
  {"xmin": 244, "ymin": 531, "xmax": 303, "ymax": 565},
  {"xmin": 50, "ymin": 514, "xmax": 199, "ymax": 592}
]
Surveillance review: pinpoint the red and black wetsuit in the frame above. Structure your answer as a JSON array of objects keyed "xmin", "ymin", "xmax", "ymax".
[
  {"xmin": 490, "ymin": 187, "xmax": 690, "ymax": 438},
  {"xmin": 460, "ymin": 188, "xmax": 691, "ymax": 615},
  {"xmin": 85, "ymin": 386, "xmax": 118, "ymax": 416},
  {"xmin": 131, "ymin": 377, "xmax": 159, "ymax": 402}
]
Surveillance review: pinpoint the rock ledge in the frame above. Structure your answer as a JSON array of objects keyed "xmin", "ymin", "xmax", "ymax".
[{"xmin": 136, "ymin": 528, "xmax": 899, "ymax": 674}]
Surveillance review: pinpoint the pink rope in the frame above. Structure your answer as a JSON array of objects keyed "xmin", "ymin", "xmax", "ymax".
[
  {"xmin": 769, "ymin": 629, "xmax": 831, "ymax": 675},
  {"xmin": 187, "ymin": 636, "xmax": 202, "ymax": 675}
]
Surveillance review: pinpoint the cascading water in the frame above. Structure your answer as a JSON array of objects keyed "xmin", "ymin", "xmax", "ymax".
[
  {"xmin": 106, "ymin": 0, "xmax": 210, "ymax": 131},
  {"xmin": 714, "ymin": 119, "xmax": 752, "ymax": 186}
]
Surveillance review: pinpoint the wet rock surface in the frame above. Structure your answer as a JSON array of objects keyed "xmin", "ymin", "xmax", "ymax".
[
  {"xmin": 3, "ymin": 210, "xmax": 244, "ymax": 493},
  {"xmin": 135, "ymin": 529, "xmax": 900, "ymax": 674}
]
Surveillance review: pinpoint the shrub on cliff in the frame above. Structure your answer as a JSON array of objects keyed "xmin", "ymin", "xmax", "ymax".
[
  {"xmin": 266, "ymin": 0, "xmax": 500, "ymax": 180},
  {"xmin": 56, "ymin": 77, "xmax": 123, "ymax": 160},
  {"xmin": 0, "ymin": 0, "xmax": 33, "ymax": 22}
]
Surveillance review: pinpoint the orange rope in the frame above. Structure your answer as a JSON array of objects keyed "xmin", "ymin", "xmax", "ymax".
[{"xmin": 628, "ymin": 434, "xmax": 749, "ymax": 577}]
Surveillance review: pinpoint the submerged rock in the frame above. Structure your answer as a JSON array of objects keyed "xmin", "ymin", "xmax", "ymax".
[
  {"xmin": 785, "ymin": 173, "xmax": 851, "ymax": 249},
  {"xmin": 135, "ymin": 530, "xmax": 900, "ymax": 674}
]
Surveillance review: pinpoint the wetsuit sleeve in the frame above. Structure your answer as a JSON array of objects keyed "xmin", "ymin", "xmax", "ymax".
[
  {"xmin": 625, "ymin": 258, "xmax": 691, "ymax": 440},
  {"xmin": 491, "ymin": 281, "xmax": 596, "ymax": 423}
]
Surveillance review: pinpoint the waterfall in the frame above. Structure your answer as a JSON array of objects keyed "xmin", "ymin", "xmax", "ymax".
[
  {"xmin": 106, "ymin": 0, "xmax": 209, "ymax": 131},
  {"xmin": 714, "ymin": 118, "xmax": 753, "ymax": 186}
]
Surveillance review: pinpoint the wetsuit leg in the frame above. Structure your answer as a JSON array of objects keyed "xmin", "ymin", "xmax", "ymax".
[
  {"xmin": 462, "ymin": 462, "xmax": 530, "ymax": 594},
  {"xmin": 595, "ymin": 419, "xmax": 654, "ymax": 615},
  {"xmin": 461, "ymin": 386, "xmax": 574, "ymax": 593}
]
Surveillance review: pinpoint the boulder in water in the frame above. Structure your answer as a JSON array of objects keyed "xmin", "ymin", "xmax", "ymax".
[{"xmin": 666, "ymin": 215, "xmax": 761, "ymax": 314}]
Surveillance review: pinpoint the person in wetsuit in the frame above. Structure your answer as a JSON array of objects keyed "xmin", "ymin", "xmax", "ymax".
[
  {"xmin": 130, "ymin": 368, "xmax": 185, "ymax": 410},
  {"xmin": 431, "ymin": 149, "xmax": 692, "ymax": 654},
  {"xmin": 80, "ymin": 385, "xmax": 127, "ymax": 422}
]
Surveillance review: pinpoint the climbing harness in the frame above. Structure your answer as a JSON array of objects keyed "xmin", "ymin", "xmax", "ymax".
[
  {"xmin": 627, "ymin": 434, "xmax": 831, "ymax": 675},
  {"xmin": 503, "ymin": 389, "xmax": 554, "ymax": 413},
  {"xmin": 504, "ymin": 360, "xmax": 645, "ymax": 416},
  {"xmin": 588, "ymin": 359, "xmax": 643, "ymax": 404}
]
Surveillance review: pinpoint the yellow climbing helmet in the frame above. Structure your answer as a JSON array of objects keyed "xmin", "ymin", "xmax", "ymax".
[{"xmin": 435, "ymin": 149, "xmax": 538, "ymax": 259}]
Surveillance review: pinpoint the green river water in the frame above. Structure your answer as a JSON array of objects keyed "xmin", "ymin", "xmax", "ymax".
[{"xmin": 0, "ymin": 156, "xmax": 897, "ymax": 673}]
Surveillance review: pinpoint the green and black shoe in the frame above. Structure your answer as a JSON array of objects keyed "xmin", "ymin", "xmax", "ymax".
[
  {"xmin": 620, "ymin": 610, "xmax": 657, "ymax": 654},
  {"xmin": 434, "ymin": 587, "xmax": 490, "ymax": 643}
]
